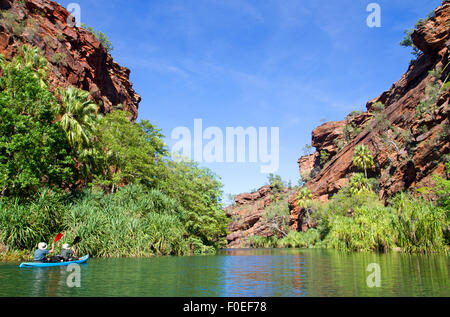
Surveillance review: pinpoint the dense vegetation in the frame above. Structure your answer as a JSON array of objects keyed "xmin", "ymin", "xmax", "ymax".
[
  {"xmin": 250, "ymin": 176, "xmax": 449, "ymax": 254},
  {"xmin": 0, "ymin": 45, "xmax": 229, "ymax": 260},
  {"xmin": 250, "ymin": 147, "xmax": 449, "ymax": 254}
]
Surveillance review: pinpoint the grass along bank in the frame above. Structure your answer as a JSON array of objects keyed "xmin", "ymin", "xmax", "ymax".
[
  {"xmin": 249, "ymin": 175, "xmax": 449, "ymax": 254},
  {"xmin": 0, "ymin": 184, "xmax": 227, "ymax": 262}
]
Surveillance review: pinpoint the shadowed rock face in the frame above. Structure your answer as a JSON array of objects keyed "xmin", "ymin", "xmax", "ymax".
[
  {"xmin": 225, "ymin": 186, "xmax": 274, "ymax": 248},
  {"xmin": 0, "ymin": 0, "xmax": 140, "ymax": 120},
  {"xmin": 225, "ymin": 186, "xmax": 296, "ymax": 248},
  {"xmin": 291, "ymin": 0, "xmax": 450, "ymax": 213}
]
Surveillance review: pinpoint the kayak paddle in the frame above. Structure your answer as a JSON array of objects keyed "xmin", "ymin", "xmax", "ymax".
[
  {"xmin": 54, "ymin": 233, "xmax": 64, "ymax": 243},
  {"xmin": 72, "ymin": 236, "xmax": 81, "ymax": 245}
]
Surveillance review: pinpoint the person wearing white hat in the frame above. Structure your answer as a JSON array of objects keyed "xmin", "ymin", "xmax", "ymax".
[
  {"xmin": 33, "ymin": 242, "xmax": 55, "ymax": 262},
  {"xmin": 59, "ymin": 243, "xmax": 76, "ymax": 261}
]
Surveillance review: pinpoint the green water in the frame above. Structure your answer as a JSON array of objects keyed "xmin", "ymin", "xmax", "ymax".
[{"xmin": 0, "ymin": 249, "xmax": 448, "ymax": 297}]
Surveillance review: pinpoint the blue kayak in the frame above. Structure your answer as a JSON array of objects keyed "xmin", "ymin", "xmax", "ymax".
[{"xmin": 19, "ymin": 255, "xmax": 89, "ymax": 268}]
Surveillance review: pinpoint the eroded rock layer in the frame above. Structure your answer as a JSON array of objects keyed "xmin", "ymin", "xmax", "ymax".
[
  {"xmin": 227, "ymin": 1, "xmax": 450, "ymax": 243},
  {"xmin": 293, "ymin": 0, "xmax": 450, "ymax": 209},
  {"xmin": 225, "ymin": 186, "xmax": 296, "ymax": 248},
  {"xmin": 0, "ymin": 0, "xmax": 140, "ymax": 120}
]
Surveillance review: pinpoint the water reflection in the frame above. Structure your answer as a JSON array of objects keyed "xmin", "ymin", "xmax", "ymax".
[
  {"xmin": 220, "ymin": 249, "xmax": 307, "ymax": 296},
  {"xmin": 9, "ymin": 264, "xmax": 89, "ymax": 297},
  {"xmin": 0, "ymin": 249, "xmax": 448, "ymax": 297},
  {"xmin": 29, "ymin": 267, "xmax": 70, "ymax": 296}
]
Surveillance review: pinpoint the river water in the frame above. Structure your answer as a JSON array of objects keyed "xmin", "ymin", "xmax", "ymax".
[{"xmin": 0, "ymin": 248, "xmax": 448, "ymax": 297}]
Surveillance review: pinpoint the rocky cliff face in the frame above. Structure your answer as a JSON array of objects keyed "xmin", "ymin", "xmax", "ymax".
[
  {"xmin": 227, "ymin": 1, "xmax": 449, "ymax": 244},
  {"xmin": 293, "ymin": 0, "xmax": 449, "ymax": 208},
  {"xmin": 0, "ymin": 0, "xmax": 140, "ymax": 120},
  {"xmin": 225, "ymin": 186, "xmax": 295, "ymax": 248}
]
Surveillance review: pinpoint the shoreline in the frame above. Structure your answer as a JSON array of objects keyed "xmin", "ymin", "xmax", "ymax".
[{"xmin": 3, "ymin": 245, "xmax": 448, "ymax": 263}]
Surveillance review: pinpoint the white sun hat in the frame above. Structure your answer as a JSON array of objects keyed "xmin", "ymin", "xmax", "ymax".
[
  {"xmin": 38, "ymin": 242, "xmax": 47, "ymax": 250},
  {"xmin": 62, "ymin": 244, "xmax": 70, "ymax": 249}
]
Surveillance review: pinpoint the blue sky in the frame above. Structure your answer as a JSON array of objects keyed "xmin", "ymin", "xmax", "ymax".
[{"xmin": 59, "ymin": 0, "xmax": 441, "ymax": 201}]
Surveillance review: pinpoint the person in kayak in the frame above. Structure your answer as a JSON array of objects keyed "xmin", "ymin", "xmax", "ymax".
[
  {"xmin": 33, "ymin": 242, "xmax": 55, "ymax": 262},
  {"xmin": 59, "ymin": 243, "xmax": 77, "ymax": 261}
]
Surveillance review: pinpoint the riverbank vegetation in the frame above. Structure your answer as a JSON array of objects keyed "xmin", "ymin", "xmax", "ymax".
[
  {"xmin": 0, "ymin": 45, "xmax": 229, "ymax": 261},
  {"xmin": 249, "ymin": 161, "xmax": 449, "ymax": 254}
]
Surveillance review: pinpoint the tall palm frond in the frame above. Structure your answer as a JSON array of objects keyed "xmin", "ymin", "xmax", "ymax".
[
  {"xmin": 14, "ymin": 45, "xmax": 48, "ymax": 86},
  {"xmin": 352, "ymin": 144, "xmax": 374, "ymax": 190},
  {"xmin": 58, "ymin": 86, "xmax": 99, "ymax": 150}
]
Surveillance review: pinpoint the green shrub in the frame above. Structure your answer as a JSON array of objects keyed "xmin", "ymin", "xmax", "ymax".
[
  {"xmin": 247, "ymin": 177, "xmax": 448, "ymax": 254},
  {"xmin": 371, "ymin": 102, "xmax": 385, "ymax": 113},
  {"xmin": 263, "ymin": 198, "xmax": 290, "ymax": 236},
  {"xmin": 301, "ymin": 144, "xmax": 314, "ymax": 156},
  {"xmin": 400, "ymin": 29, "xmax": 421, "ymax": 58},
  {"xmin": 81, "ymin": 24, "xmax": 114, "ymax": 52},
  {"xmin": 433, "ymin": 175, "xmax": 450, "ymax": 210},
  {"xmin": 296, "ymin": 187, "xmax": 313, "ymax": 208},
  {"xmin": 390, "ymin": 193, "xmax": 448, "ymax": 253},
  {"xmin": 0, "ymin": 188, "xmax": 67, "ymax": 251},
  {"xmin": 343, "ymin": 124, "xmax": 361, "ymax": 142},
  {"xmin": 277, "ymin": 229, "xmax": 321, "ymax": 248},
  {"xmin": 52, "ymin": 52, "xmax": 67, "ymax": 67},
  {"xmin": 157, "ymin": 159, "xmax": 229, "ymax": 250},
  {"xmin": 62, "ymin": 185, "xmax": 193, "ymax": 257},
  {"xmin": 248, "ymin": 236, "xmax": 278, "ymax": 248},
  {"xmin": 267, "ymin": 174, "xmax": 286, "ymax": 193},
  {"xmin": 0, "ymin": 183, "xmax": 224, "ymax": 258},
  {"xmin": 348, "ymin": 173, "xmax": 372, "ymax": 196},
  {"xmin": 317, "ymin": 190, "xmax": 448, "ymax": 254},
  {"xmin": 320, "ymin": 150, "xmax": 330, "ymax": 166},
  {"xmin": 347, "ymin": 110, "xmax": 363, "ymax": 119},
  {"xmin": 400, "ymin": 12, "xmax": 434, "ymax": 59},
  {"xmin": 323, "ymin": 205, "xmax": 397, "ymax": 252}
]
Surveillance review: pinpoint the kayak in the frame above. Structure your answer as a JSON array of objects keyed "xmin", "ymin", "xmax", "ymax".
[{"xmin": 19, "ymin": 255, "xmax": 89, "ymax": 268}]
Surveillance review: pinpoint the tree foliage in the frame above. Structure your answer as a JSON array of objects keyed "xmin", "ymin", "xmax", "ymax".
[
  {"xmin": 0, "ymin": 46, "xmax": 75, "ymax": 197},
  {"xmin": 58, "ymin": 86, "xmax": 100, "ymax": 150},
  {"xmin": 81, "ymin": 24, "xmax": 114, "ymax": 52},
  {"xmin": 297, "ymin": 187, "xmax": 312, "ymax": 209},
  {"xmin": 157, "ymin": 159, "xmax": 228, "ymax": 249},
  {"xmin": 352, "ymin": 144, "xmax": 374, "ymax": 184},
  {"xmin": 267, "ymin": 173, "xmax": 285, "ymax": 193},
  {"xmin": 0, "ymin": 45, "xmax": 229, "ymax": 256}
]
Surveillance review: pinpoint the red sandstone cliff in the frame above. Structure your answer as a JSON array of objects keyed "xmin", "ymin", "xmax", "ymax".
[
  {"xmin": 225, "ymin": 186, "xmax": 296, "ymax": 248},
  {"xmin": 293, "ymin": 0, "xmax": 449, "ymax": 205},
  {"xmin": 227, "ymin": 1, "xmax": 450, "ymax": 242},
  {"xmin": 289, "ymin": 1, "xmax": 450, "ymax": 231},
  {"xmin": 0, "ymin": 0, "xmax": 140, "ymax": 120}
]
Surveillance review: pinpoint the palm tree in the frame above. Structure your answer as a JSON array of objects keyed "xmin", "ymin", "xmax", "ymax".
[
  {"xmin": 297, "ymin": 187, "xmax": 313, "ymax": 209},
  {"xmin": 15, "ymin": 45, "xmax": 48, "ymax": 86},
  {"xmin": 58, "ymin": 86, "xmax": 102, "ymax": 187},
  {"xmin": 58, "ymin": 86, "xmax": 99, "ymax": 150},
  {"xmin": 349, "ymin": 173, "xmax": 370, "ymax": 195},
  {"xmin": 352, "ymin": 144, "xmax": 374, "ymax": 190}
]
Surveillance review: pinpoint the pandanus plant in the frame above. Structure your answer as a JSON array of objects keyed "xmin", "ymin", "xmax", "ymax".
[
  {"xmin": 352, "ymin": 144, "xmax": 374, "ymax": 190},
  {"xmin": 14, "ymin": 45, "xmax": 48, "ymax": 87}
]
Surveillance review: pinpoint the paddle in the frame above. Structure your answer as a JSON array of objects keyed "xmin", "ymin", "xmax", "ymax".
[
  {"xmin": 71, "ymin": 236, "xmax": 82, "ymax": 260},
  {"xmin": 72, "ymin": 236, "xmax": 81, "ymax": 245},
  {"xmin": 54, "ymin": 233, "xmax": 64, "ymax": 243}
]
